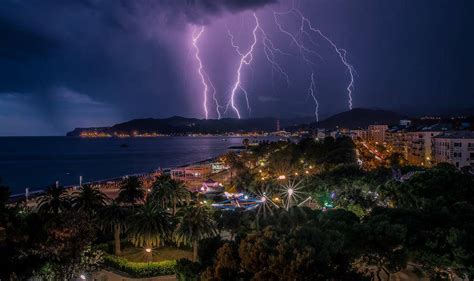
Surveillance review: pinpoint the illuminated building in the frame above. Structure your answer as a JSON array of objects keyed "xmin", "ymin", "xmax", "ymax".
[{"xmin": 433, "ymin": 131, "xmax": 474, "ymax": 169}]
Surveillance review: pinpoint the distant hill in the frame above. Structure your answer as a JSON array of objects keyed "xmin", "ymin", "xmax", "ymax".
[
  {"xmin": 309, "ymin": 108, "xmax": 405, "ymax": 130},
  {"xmin": 66, "ymin": 116, "xmax": 316, "ymax": 136}
]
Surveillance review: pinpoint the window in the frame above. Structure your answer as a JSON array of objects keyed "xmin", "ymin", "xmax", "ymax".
[{"xmin": 454, "ymin": 142, "xmax": 462, "ymax": 147}]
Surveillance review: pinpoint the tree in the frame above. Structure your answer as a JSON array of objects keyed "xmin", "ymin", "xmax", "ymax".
[
  {"xmin": 0, "ymin": 178, "xmax": 10, "ymax": 208},
  {"xmin": 242, "ymin": 138, "xmax": 250, "ymax": 149},
  {"xmin": 72, "ymin": 184, "xmax": 108, "ymax": 217},
  {"xmin": 127, "ymin": 199, "xmax": 173, "ymax": 261},
  {"xmin": 99, "ymin": 202, "xmax": 131, "ymax": 256},
  {"xmin": 175, "ymin": 205, "xmax": 218, "ymax": 261},
  {"xmin": 37, "ymin": 184, "xmax": 70, "ymax": 215},
  {"xmin": 117, "ymin": 176, "xmax": 145, "ymax": 205},
  {"xmin": 151, "ymin": 175, "xmax": 190, "ymax": 215},
  {"xmin": 359, "ymin": 209, "xmax": 409, "ymax": 281},
  {"xmin": 37, "ymin": 211, "xmax": 98, "ymax": 280}
]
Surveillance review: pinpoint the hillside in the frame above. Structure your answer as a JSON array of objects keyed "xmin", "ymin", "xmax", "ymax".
[
  {"xmin": 66, "ymin": 116, "xmax": 315, "ymax": 136},
  {"xmin": 311, "ymin": 108, "xmax": 405, "ymax": 129}
]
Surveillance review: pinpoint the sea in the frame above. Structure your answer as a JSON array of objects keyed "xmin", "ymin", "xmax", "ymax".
[{"xmin": 0, "ymin": 136, "xmax": 279, "ymax": 195}]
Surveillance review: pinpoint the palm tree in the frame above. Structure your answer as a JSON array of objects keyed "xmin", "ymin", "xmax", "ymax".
[
  {"xmin": 72, "ymin": 184, "xmax": 109, "ymax": 216},
  {"xmin": 117, "ymin": 176, "xmax": 145, "ymax": 205},
  {"xmin": 99, "ymin": 202, "xmax": 131, "ymax": 256},
  {"xmin": 151, "ymin": 175, "xmax": 190, "ymax": 215},
  {"xmin": 127, "ymin": 199, "xmax": 174, "ymax": 261},
  {"xmin": 175, "ymin": 204, "xmax": 218, "ymax": 261},
  {"xmin": 37, "ymin": 184, "xmax": 70, "ymax": 215}
]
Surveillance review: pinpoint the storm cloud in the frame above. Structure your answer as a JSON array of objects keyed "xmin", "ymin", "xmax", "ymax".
[{"xmin": 0, "ymin": 0, "xmax": 473, "ymax": 135}]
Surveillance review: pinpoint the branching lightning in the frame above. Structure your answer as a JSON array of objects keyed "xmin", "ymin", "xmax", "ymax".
[
  {"xmin": 228, "ymin": 13, "xmax": 292, "ymax": 118},
  {"xmin": 192, "ymin": 27, "xmax": 210, "ymax": 119},
  {"xmin": 227, "ymin": 13, "xmax": 260, "ymax": 119},
  {"xmin": 274, "ymin": 5, "xmax": 355, "ymax": 110},
  {"xmin": 189, "ymin": 2, "xmax": 355, "ymax": 120}
]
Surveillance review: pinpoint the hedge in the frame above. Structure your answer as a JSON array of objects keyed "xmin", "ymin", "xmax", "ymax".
[{"xmin": 104, "ymin": 254, "xmax": 176, "ymax": 277}]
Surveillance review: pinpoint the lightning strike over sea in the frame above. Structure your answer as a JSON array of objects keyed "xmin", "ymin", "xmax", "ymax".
[
  {"xmin": 192, "ymin": 26, "xmax": 210, "ymax": 120},
  {"xmin": 228, "ymin": 13, "xmax": 260, "ymax": 119}
]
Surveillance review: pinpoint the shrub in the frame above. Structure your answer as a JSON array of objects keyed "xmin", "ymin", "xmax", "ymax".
[
  {"xmin": 104, "ymin": 254, "xmax": 176, "ymax": 277},
  {"xmin": 175, "ymin": 258, "xmax": 201, "ymax": 281}
]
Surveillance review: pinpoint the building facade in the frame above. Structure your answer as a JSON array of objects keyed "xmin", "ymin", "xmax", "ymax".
[
  {"xmin": 433, "ymin": 131, "xmax": 474, "ymax": 169},
  {"xmin": 368, "ymin": 125, "xmax": 389, "ymax": 143}
]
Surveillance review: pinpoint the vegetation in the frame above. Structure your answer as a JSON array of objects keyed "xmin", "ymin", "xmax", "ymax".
[
  {"xmin": 104, "ymin": 254, "xmax": 176, "ymax": 277},
  {"xmin": 175, "ymin": 205, "xmax": 218, "ymax": 261},
  {"xmin": 1, "ymin": 136, "xmax": 473, "ymax": 280},
  {"xmin": 117, "ymin": 176, "xmax": 145, "ymax": 205}
]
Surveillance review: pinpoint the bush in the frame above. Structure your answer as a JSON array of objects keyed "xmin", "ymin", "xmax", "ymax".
[
  {"xmin": 104, "ymin": 254, "xmax": 176, "ymax": 277},
  {"xmin": 175, "ymin": 258, "xmax": 201, "ymax": 281}
]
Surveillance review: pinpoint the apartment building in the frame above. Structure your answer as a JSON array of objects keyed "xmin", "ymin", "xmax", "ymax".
[
  {"xmin": 368, "ymin": 125, "xmax": 389, "ymax": 143},
  {"xmin": 405, "ymin": 124, "xmax": 451, "ymax": 167},
  {"xmin": 433, "ymin": 131, "xmax": 474, "ymax": 169},
  {"xmin": 385, "ymin": 127, "xmax": 409, "ymax": 157}
]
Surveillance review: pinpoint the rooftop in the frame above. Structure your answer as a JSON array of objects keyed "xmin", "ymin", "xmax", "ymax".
[{"xmin": 433, "ymin": 131, "xmax": 474, "ymax": 139}]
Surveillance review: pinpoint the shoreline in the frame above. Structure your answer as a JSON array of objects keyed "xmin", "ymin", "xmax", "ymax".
[{"xmin": 8, "ymin": 155, "xmax": 223, "ymax": 203}]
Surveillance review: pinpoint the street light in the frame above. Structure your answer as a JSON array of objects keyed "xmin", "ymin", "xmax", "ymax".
[
  {"xmin": 80, "ymin": 274, "xmax": 86, "ymax": 280},
  {"xmin": 287, "ymin": 188, "xmax": 294, "ymax": 196},
  {"xmin": 145, "ymin": 248, "xmax": 152, "ymax": 253}
]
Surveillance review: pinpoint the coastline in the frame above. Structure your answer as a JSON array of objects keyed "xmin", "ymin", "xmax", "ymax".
[{"xmin": 8, "ymin": 154, "xmax": 224, "ymax": 203}]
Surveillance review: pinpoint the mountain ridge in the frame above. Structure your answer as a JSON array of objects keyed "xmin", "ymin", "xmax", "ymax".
[{"xmin": 66, "ymin": 108, "xmax": 410, "ymax": 136}]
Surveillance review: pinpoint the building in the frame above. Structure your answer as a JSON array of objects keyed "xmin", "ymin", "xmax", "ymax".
[
  {"xmin": 405, "ymin": 124, "xmax": 451, "ymax": 167},
  {"xmin": 433, "ymin": 131, "xmax": 474, "ymax": 169},
  {"xmin": 385, "ymin": 127, "xmax": 409, "ymax": 157},
  {"xmin": 171, "ymin": 165, "xmax": 213, "ymax": 187},
  {"xmin": 399, "ymin": 119, "xmax": 412, "ymax": 127},
  {"xmin": 351, "ymin": 129, "xmax": 368, "ymax": 141},
  {"xmin": 368, "ymin": 125, "xmax": 389, "ymax": 143}
]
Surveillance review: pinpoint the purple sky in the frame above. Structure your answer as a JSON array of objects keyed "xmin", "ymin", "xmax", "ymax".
[{"xmin": 0, "ymin": 0, "xmax": 473, "ymax": 135}]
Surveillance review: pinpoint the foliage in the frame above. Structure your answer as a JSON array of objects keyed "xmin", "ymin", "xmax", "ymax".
[
  {"xmin": 127, "ymin": 199, "xmax": 174, "ymax": 248},
  {"xmin": 104, "ymin": 254, "xmax": 176, "ymax": 277},
  {"xmin": 72, "ymin": 184, "xmax": 109, "ymax": 216},
  {"xmin": 37, "ymin": 184, "xmax": 71, "ymax": 215},
  {"xmin": 175, "ymin": 204, "xmax": 218, "ymax": 261},
  {"xmin": 99, "ymin": 202, "xmax": 132, "ymax": 256},
  {"xmin": 151, "ymin": 175, "xmax": 190, "ymax": 214},
  {"xmin": 175, "ymin": 258, "xmax": 201, "ymax": 281},
  {"xmin": 117, "ymin": 176, "xmax": 145, "ymax": 205}
]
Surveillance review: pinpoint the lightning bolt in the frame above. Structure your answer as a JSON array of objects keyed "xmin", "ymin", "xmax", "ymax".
[
  {"xmin": 308, "ymin": 72, "xmax": 319, "ymax": 121},
  {"xmin": 273, "ymin": 3, "xmax": 355, "ymax": 114},
  {"xmin": 228, "ymin": 13, "xmax": 292, "ymax": 118},
  {"xmin": 293, "ymin": 8, "xmax": 355, "ymax": 110},
  {"xmin": 228, "ymin": 13, "xmax": 260, "ymax": 119},
  {"xmin": 191, "ymin": 26, "xmax": 210, "ymax": 119}
]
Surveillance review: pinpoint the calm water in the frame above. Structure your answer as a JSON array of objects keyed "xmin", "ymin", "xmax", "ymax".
[{"xmin": 0, "ymin": 136, "xmax": 275, "ymax": 195}]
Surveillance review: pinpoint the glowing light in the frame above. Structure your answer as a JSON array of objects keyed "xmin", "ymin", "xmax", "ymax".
[
  {"xmin": 308, "ymin": 72, "xmax": 319, "ymax": 121},
  {"xmin": 80, "ymin": 274, "xmax": 86, "ymax": 280},
  {"xmin": 145, "ymin": 248, "xmax": 152, "ymax": 253},
  {"xmin": 293, "ymin": 8, "xmax": 355, "ymax": 109},
  {"xmin": 192, "ymin": 26, "xmax": 210, "ymax": 119},
  {"xmin": 278, "ymin": 175, "xmax": 286, "ymax": 180},
  {"xmin": 274, "ymin": 4, "xmax": 356, "ymax": 114},
  {"xmin": 228, "ymin": 13, "xmax": 260, "ymax": 118},
  {"xmin": 287, "ymin": 188, "xmax": 294, "ymax": 196}
]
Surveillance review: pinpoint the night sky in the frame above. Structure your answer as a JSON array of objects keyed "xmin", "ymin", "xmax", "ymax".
[{"xmin": 0, "ymin": 0, "xmax": 473, "ymax": 136}]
